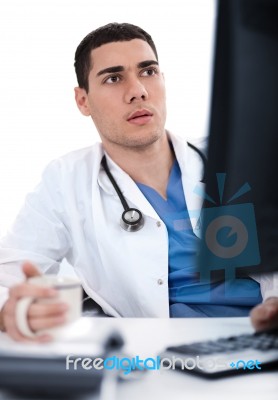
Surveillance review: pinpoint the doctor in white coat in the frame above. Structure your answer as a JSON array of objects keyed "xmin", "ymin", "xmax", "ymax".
[{"xmin": 0, "ymin": 23, "xmax": 277, "ymax": 342}]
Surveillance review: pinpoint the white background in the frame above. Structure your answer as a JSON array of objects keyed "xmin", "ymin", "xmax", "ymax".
[{"xmin": 0, "ymin": 0, "xmax": 216, "ymax": 235}]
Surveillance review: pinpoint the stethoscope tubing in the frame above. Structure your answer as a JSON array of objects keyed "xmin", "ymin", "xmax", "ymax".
[
  {"xmin": 101, "ymin": 143, "xmax": 206, "ymax": 231},
  {"xmin": 101, "ymin": 155, "xmax": 130, "ymax": 211}
]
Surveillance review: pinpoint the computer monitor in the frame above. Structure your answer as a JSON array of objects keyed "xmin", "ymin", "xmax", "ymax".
[{"xmin": 199, "ymin": 0, "xmax": 278, "ymax": 279}]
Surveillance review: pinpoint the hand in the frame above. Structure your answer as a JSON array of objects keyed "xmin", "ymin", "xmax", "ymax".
[
  {"xmin": 250, "ymin": 297, "xmax": 278, "ymax": 332},
  {"xmin": 1, "ymin": 262, "xmax": 68, "ymax": 342}
]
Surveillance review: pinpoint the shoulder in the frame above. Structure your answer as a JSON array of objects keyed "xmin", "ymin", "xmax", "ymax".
[
  {"xmin": 41, "ymin": 142, "xmax": 103, "ymax": 180},
  {"xmin": 48, "ymin": 142, "xmax": 102, "ymax": 169}
]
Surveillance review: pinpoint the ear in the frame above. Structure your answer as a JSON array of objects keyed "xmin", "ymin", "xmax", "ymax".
[{"xmin": 74, "ymin": 87, "xmax": 91, "ymax": 116}]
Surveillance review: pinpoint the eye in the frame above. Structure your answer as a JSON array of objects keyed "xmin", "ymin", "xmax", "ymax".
[
  {"xmin": 103, "ymin": 75, "xmax": 121, "ymax": 84},
  {"xmin": 141, "ymin": 67, "xmax": 158, "ymax": 77}
]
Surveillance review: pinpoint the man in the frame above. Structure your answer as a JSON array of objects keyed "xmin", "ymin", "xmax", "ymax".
[{"xmin": 0, "ymin": 23, "xmax": 277, "ymax": 342}]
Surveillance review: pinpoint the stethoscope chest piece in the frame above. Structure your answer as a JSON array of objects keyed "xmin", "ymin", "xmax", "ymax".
[
  {"xmin": 101, "ymin": 155, "xmax": 145, "ymax": 232},
  {"xmin": 121, "ymin": 208, "xmax": 144, "ymax": 232}
]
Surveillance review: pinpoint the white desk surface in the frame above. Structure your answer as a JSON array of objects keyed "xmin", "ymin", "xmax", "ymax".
[{"xmin": 0, "ymin": 317, "xmax": 277, "ymax": 400}]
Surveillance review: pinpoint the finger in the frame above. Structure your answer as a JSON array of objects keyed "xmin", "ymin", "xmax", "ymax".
[
  {"xmin": 22, "ymin": 261, "xmax": 42, "ymax": 278},
  {"xmin": 36, "ymin": 334, "xmax": 53, "ymax": 343},
  {"xmin": 4, "ymin": 318, "xmax": 29, "ymax": 342},
  {"xmin": 2, "ymin": 297, "xmax": 20, "ymax": 317},
  {"xmin": 4, "ymin": 312, "xmax": 40, "ymax": 343},
  {"xmin": 250, "ymin": 304, "xmax": 266, "ymax": 322},
  {"xmin": 263, "ymin": 304, "xmax": 278, "ymax": 319},
  {"xmin": 29, "ymin": 315, "xmax": 66, "ymax": 331},
  {"xmin": 28, "ymin": 302, "xmax": 69, "ymax": 318},
  {"xmin": 3, "ymin": 300, "xmax": 54, "ymax": 343},
  {"xmin": 250, "ymin": 302, "xmax": 278, "ymax": 332},
  {"xmin": 264, "ymin": 297, "xmax": 278, "ymax": 313},
  {"xmin": 2, "ymin": 292, "xmax": 57, "ymax": 343},
  {"xmin": 251, "ymin": 303, "xmax": 278, "ymax": 322},
  {"xmin": 4, "ymin": 313, "xmax": 53, "ymax": 343},
  {"xmin": 9, "ymin": 283, "xmax": 58, "ymax": 302},
  {"xmin": 252, "ymin": 318, "xmax": 278, "ymax": 332}
]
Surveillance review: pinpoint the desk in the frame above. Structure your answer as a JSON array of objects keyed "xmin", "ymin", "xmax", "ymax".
[{"xmin": 0, "ymin": 317, "xmax": 277, "ymax": 400}]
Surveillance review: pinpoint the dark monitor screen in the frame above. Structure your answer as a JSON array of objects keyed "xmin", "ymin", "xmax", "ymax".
[{"xmin": 199, "ymin": 0, "xmax": 278, "ymax": 279}]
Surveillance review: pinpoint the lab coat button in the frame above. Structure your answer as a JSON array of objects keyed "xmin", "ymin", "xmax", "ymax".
[
  {"xmin": 156, "ymin": 221, "xmax": 161, "ymax": 227},
  {"xmin": 157, "ymin": 279, "xmax": 164, "ymax": 285}
]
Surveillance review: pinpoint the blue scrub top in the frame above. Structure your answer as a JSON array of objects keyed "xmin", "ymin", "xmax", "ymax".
[{"xmin": 136, "ymin": 159, "xmax": 262, "ymax": 317}]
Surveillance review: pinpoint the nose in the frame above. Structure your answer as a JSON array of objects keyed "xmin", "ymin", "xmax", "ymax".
[{"xmin": 124, "ymin": 77, "xmax": 148, "ymax": 103}]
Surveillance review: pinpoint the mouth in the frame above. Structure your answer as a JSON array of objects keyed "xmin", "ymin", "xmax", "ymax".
[{"xmin": 127, "ymin": 109, "xmax": 153, "ymax": 126}]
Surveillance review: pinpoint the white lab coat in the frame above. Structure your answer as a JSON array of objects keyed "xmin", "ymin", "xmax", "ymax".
[{"xmin": 0, "ymin": 132, "xmax": 277, "ymax": 316}]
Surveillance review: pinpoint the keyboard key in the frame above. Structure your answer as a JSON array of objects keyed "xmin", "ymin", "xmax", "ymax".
[{"xmin": 166, "ymin": 330, "xmax": 278, "ymax": 356}]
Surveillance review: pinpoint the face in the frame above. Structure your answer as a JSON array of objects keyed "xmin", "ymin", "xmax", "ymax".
[{"xmin": 75, "ymin": 39, "xmax": 167, "ymax": 151}]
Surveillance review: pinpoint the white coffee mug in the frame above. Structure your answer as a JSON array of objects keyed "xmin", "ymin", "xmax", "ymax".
[{"xmin": 15, "ymin": 275, "xmax": 82, "ymax": 338}]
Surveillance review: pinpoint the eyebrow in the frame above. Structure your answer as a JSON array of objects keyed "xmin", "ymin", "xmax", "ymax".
[{"xmin": 96, "ymin": 60, "xmax": 159, "ymax": 77}]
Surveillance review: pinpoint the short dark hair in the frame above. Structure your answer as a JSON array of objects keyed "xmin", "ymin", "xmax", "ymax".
[{"xmin": 74, "ymin": 22, "xmax": 158, "ymax": 93}]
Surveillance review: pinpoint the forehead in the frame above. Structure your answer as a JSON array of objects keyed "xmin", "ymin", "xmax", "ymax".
[{"xmin": 90, "ymin": 39, "xmax": 157, "ymax": 72}]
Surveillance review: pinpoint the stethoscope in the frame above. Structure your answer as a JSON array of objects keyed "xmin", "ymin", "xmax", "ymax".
[
  {"xmin": 101, "ymin": 155, "xmax": 144, "ymax": 232},
  {"xmin": 101, "ymin": 142, "xmax": 207, "ymax": 232}
]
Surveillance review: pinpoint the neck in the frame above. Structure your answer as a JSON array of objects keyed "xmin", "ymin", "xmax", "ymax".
[{"xmin": 103, "ymin": 133, "xmax": 175, "ymax": 199}]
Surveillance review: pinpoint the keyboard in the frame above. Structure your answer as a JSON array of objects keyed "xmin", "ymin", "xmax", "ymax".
[{"xmin": 160, "ymin": 329, "xmax": 278, "ymax": 378}]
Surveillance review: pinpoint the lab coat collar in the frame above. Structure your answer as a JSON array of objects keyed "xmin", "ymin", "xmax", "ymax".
[
  {"xmin": 170, "ymin": 132, "xmax": 205, "ymax": 234},
  {"xmin": 97, "ymin": 148, "xmax": 161, "ymax": 220},
  {"xmin": 97, "ymin": 131, "xmax": 205, "ymax": 225}
]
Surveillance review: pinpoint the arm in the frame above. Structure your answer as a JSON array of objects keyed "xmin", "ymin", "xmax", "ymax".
[
  {"xmin": 0, "ymin": 160, "xmax": 71, "ymax": 340},
  {"xmin": 0, "ymin": 158, "xmax": 71, "ymax": 287}
]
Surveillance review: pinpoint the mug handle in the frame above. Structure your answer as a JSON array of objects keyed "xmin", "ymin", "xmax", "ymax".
[{"xmin": 15, "ymin": 296, "xmax": 37, "ymax": 338}]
